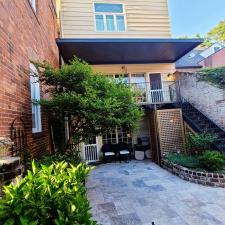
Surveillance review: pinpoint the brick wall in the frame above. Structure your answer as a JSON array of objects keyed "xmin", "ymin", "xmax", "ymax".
[
  {"xmin": 0, "ymin": 0, "xmax": 59, "ymax": 157},
  {"xmin": 178, "ymin": 73, "xmax": 225, "ymax": 130}
]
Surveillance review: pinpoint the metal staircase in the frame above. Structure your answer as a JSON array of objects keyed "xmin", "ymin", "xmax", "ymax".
[{"xmin": 181, "ymin": 100, "xmax": 225, "ymax": 153}]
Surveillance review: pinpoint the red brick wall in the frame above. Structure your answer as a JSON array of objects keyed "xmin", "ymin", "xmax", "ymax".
[{"xmin": 0, "ymin": 0, "xmax": 59, "ymax": 157}]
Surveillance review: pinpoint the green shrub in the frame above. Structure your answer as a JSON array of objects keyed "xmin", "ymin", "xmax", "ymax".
[
  {"xmin": 186, "ymin": 132, "xmax": 217, "ymax": 155},
  {"xmin": 199, "ymin": 150, "xmax": 225, "ymax": 172},
  {"xmin": 196, "ymin": 66, "xmax": 225, "ymax": 89},
  {"xmin": 165, "ymin": 153, "xmax": 200, "ymax": 168},
  {"xmin": 0, "ymin": 161, "xmax": 97, "ymax": 225},
  {"xmin": 38, "ymin": 149, "xmax": 81, "ymax": 167}
]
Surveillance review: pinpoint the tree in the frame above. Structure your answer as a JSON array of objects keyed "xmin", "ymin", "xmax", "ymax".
[
  {"xmin": 178, "ymin": 34, "xmax": 212, "ymax": 47},
  {"xmin": 34, "ymin": 58, "xmax": 143, "ymax": 149},
  {"xmin": 207, "ymin": 19, "xmax": 225, "ymax": 42}
]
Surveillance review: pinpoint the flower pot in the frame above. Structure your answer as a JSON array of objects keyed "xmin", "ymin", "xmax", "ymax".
[{"xmin": 135, "ymin": 150, "xmax": 145, "ymax": 160}]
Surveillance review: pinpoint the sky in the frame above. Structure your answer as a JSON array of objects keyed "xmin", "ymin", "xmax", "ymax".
[{"xmin": 168, "ymin": 0, "xmax": 225, "ymax": 37}]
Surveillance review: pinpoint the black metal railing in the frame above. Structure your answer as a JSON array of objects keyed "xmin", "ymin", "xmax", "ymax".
[
  {"xmin": 127, "ymin": 81, "xmax": 179, "ymax": 104},
  {"xmin": 180, "ymin": 97, "xmax": 225, "ymax": 153},
  {"xmin": 10, "ymin": 117, "xmax": 29, "ymax": 161}
]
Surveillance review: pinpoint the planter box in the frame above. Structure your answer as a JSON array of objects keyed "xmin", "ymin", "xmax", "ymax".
[{"xmin": 161, "ymin": 159, "xmax": 225, "ymax": 188}]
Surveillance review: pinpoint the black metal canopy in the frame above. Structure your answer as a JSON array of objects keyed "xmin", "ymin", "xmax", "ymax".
[{"xmin": 57, "ymin": 38, "xmax": 202, "ymax": 65}]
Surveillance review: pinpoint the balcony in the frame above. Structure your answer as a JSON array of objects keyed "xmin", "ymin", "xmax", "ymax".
[{"xmin": 128, "ymin": 81, "xmax": 179, "ymax": 105}]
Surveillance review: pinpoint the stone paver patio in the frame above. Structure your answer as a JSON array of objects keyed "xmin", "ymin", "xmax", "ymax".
[{"xmin": 87, "ymin": 160, "xmax": 225, "ymax": 225}]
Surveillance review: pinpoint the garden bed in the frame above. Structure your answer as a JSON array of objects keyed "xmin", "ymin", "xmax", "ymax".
[{"xmin": 162, "ymin": 159, "xmax": 225, "ymax": 188}]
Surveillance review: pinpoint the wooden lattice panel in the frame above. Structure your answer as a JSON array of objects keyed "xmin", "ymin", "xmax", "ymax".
[{"xmin": 157, "ymin": 109, "xmax": 185, "ymax": 155}]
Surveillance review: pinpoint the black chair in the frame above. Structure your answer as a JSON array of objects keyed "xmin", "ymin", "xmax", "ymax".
[
  {"xmin": 116, "ymin": 142, "xmax": 132, "ymax": 162},
  {"xmin": 102, "ymin": 143, "xmax": 116, "ymax": 163}
]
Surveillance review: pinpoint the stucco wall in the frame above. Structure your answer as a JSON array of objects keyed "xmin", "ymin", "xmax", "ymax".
[
  {"xmin": 199, "ymin": 47, "xmax": 225, "ymax": 68},
  {"xmin": 179, "ymin": 73, "xmax": 225, "ymax": 130}
]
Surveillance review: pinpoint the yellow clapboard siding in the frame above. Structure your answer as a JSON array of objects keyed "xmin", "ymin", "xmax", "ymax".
[{"xmin": 60, "ymin": 0, "xmax": 171, "ymax": 38}]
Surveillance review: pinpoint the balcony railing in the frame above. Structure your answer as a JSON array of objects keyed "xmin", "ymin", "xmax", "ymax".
[{"xmin": 128, "ymin": 81, "xmax": 179, "ymax": 104}]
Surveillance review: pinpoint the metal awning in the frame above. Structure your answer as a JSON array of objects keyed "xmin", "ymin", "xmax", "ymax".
[{"xmin": 57, "ymin": 38, "xmax": 202, "ymax": 64}]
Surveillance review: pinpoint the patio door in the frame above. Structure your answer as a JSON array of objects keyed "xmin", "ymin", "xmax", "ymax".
[
  {"xmin": 149, "ymin": 73, "xmax": 163, "ymax": 103},
  {"xmin": 83, "ymin": 137, "xmax": 99, "ymax": 163}
]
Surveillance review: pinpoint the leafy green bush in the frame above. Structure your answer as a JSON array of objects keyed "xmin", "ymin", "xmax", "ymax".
[
  {"xmin": 199, "ymin": 150, "xmax": 225, "ymax": 172},
  {"xmin": 165, "ymin": 153, "xmax": 200, "ymax": 168},
  {"xmin": 0, "ymin": 161, "xmax": 97, "ymax": 225},
  {"xmin": 186, "ymin": 132, "xmax": 217, "ymax": 155},
  {"xmin": 38, "ymin": 149, "xmax": 81, "ymax": 167},
  {"xmin": 196, "ymin": 67, "xmax": 225, "ymax": 89}
]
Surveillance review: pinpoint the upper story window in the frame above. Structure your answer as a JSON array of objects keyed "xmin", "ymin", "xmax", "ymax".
[
  {"xmin": 29, "ymin": 0, "xmax": 36, "ymax": 12},
  {"xmin": 94, "ymin": 3, "xmax": 126, "ymax": 32},
  {"xmin": 30, "ymin": 63, "xmax": 42, "ymax": 133}
]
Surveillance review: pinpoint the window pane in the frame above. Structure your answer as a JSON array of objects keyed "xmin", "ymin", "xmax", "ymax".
[
  {"xmin": 131, "ymin": 74, "xmax": 145, "ymax": 84},
  {"xmin": 95, "ymin": 15, "xmax": 104, "ymax": 31},
  {"xmin": 32, "ymin": 104, "xmax": 36, "ymax": 129},
  {"xmin": 115, "ymin": 74, "xmax": 129, "ymax": 84},
  {"xmin": 106, "ymin": 15, "xmax": 115, "ymax": 31},
  {"xmin": 95, "ymin": 3, "xmax": 123, "ymax": 13},
  {"xmin": 116, "ymin": 16, "xmax": 125, "ymax": 31}
]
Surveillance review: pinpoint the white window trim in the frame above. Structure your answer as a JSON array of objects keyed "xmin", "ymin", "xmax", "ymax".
[
  {"xmin": 30, "ymin": 63, "xmax": 42, "ymax": 133},
  {"xmin": 29, "ymin": 0, "xmax": 36, "ymax": 12},
  {"xmin": 93, "ymin": 3, "xmax": 127, "ymax": 32}
]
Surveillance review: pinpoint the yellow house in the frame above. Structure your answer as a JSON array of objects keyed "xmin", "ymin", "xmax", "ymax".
[{"xmin": 56, "ymin": 0, "xmax": 202, "ymax": 163}]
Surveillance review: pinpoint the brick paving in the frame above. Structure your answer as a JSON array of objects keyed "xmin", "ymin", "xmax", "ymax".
[{"xmin": 87, "ymin": 161, "xmax": 225, "ymax": 225}]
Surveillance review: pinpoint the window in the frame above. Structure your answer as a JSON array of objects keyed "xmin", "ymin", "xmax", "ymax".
[
  {"xmin": 29, "ymin": 0, "xmax": 36, "ymax": 11},
  {"xmin": 130, "ymin": 74, "xmax": 147, "ymax": 102},
  {"xmin": 94, "ymin": 3, "xmax": 126, "ymax": 32},
  {"xmin": 30, "ymin": 64, "xmax": 42, "ymax": 133},
  {"xmin": 102, "ymin": 127, "xmax": 132, "ymax": 145},
  {"xmin": 115, "ymin": 74, "xmax": 129, "ymax": 84}
]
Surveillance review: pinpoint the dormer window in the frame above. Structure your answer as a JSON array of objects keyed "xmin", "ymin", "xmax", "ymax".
[{"xmin": 94, "ymin": 3, "xmax": 126, "ymax": 32}]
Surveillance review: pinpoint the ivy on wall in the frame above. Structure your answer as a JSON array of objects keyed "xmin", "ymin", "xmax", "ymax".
[{"xmin": 196, "ymin": 66, "xmax": 225, "ymax": 89}]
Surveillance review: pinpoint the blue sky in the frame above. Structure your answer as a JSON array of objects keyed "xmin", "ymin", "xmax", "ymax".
[{"xmin": 168, "ymin": 0, "xmax": 225, "ymax": 37}]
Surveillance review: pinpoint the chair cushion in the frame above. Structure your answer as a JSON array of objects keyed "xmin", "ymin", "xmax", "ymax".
[
  {"xmin": 120, "ymin": 150, "xmax": 130, "ymax": 155},
  {"xmin": 105, "ymin": 152, "xmax": 115, "ymax": 156}
]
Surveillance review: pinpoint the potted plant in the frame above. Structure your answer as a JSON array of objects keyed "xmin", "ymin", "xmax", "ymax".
[{"xmin": 0, "ymin": 137, "xmax": 13, "ymax": 158}]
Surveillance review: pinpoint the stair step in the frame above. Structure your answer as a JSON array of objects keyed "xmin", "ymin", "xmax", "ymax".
[
  {"xmin": 0, "ymin": 165, "xmax": 23, "ymax": 183},
  {"xmin": 0, "ymin": 157, "xmax": 20, "ymax": 173}
]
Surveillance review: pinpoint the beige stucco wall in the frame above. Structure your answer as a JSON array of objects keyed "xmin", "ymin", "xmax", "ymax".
[
  {"xmin": 179, "ymin": 73, "xmax": 225, "ymax": 130},
  {"xmin": 92, "ymin": 63, "xmax": 176, "ymax": 80},
  {"xmin": 60, "ymin": 0, "xmax": 171, "ymax": 38}
]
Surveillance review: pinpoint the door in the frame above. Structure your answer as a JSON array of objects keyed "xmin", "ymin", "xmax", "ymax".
[{"xmin": 149, "ymin": 73, "xmax": 163, "ymax": 103}]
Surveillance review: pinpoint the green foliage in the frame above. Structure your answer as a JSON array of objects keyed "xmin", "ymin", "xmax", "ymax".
[
  {"xmin": 199, "ymin": 150, "xmax": 225, "ymax": 172},
  {"xmin": 165, "ymin": 153, "xmax": 200, "ymax": 168},
  {"xmin": 0, "ymin": 161, "xmax": 97, "ymax": 225},
  {"xmin": 34, "ymin": 58, "xmax": 143, "ymax": 146},
  {"xmin": 38, "ymin": 149, "xmax": 81, "ymax": 167},
  {"xmin": 196, "ymin": 67, "xmax": 225, "ymax": 89},
  {"xmin": 186, "ymin": 132, "xmax": 217, "ymax": 155},
  {"xmin": 207, "ymin": 19, "xmax": 225, "ymax": 42}
]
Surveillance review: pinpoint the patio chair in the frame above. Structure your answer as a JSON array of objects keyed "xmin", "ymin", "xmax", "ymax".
[
  {"xmin": 116, "ymin": 142, "xmax": 132, "ymax": 162},
  {"xmin": 101, "ymin": 143, "xmax": 116, "ymax": 163}
]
